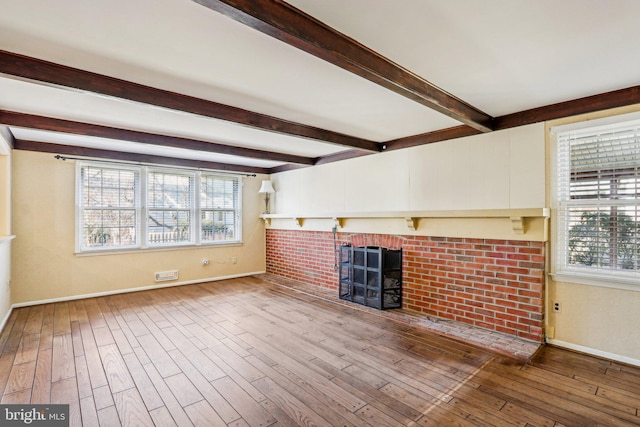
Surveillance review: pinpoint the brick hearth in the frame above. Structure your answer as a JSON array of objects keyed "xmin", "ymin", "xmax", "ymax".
[{"xmin": 265, "ymin": 229, "xmax": 545, "ymax": 342}]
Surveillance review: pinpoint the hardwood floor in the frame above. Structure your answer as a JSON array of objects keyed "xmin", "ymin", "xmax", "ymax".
[{"xmin": 0, "ymin": 276, "xmax": 638, "ymax": 426}]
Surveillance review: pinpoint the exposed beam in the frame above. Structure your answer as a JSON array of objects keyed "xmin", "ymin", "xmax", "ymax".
[
  {"xmin": 192, "ymin": 0, "xmax": 494, "ymax": 133},
  {"xmin": 383, "ymin": 85, "xmax": 640, "ymax": 152},
  {"xmin": 313, "ymin": 148, "xmax": 374, "ymax": 165},
  {"xmin": 270, "ymin": 148, "xmax": 375, "ymax": 173},
  {"xmin": 268, "ymin": 163, "xmax": 307, "ymax": 174},
  {"xmin": 494, "ymin": 85, "xmax": 640, "ymax": 130},
  {"xmin": 14, "ymin": 140, "xmax": 270, "ymax": 175},
  {"xmin": 0, "ymin": 110, "xmax": 314, "ymax": 165},
  {"xmin": 0, "ymin": 50, "xmax": 380, "ymax": 152},
  {"xmin": 383, "ymin": 125, "xmax": 481, "ymax": 151}
]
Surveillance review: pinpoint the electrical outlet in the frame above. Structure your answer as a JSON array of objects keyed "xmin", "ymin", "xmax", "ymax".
[
  {"xmin": 231, "ymin": 256, "xmax": 238, "ymax": 264},
  {"xmin": 553, "ymin": 301, "xmax": 561, "ymax": 313}
]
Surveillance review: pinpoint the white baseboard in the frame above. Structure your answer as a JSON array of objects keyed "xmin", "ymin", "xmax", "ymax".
[
  {"xmin": 10, "ymin": 271, "xmax": 266, "ymax": 309},
  {"xmin": 546, "ymin": 338, "xmax": 640, "ymax": 368}
]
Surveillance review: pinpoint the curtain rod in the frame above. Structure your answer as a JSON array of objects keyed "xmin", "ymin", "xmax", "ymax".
[{"xmin": 53, "ymin": 155, "xmax": 257, "ymax": 178}]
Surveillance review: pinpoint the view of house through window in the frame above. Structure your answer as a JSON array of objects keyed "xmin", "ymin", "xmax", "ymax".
[
  {"xmin": 555, "ymin": 117, "xmax": 640, "ymax": 283},
  {"xmin": 77, "ymin": 162, "xmax": 242, "ymax": 252}
]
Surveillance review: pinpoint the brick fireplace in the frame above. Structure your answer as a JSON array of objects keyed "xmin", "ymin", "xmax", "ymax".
[{"xmin": 265, "ymin": 229, "xmax": 544, "ymax": 342}]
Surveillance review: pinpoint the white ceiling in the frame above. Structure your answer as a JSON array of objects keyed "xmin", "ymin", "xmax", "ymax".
[{"xmin": 1, "ymin": 0, "xmax": 640, "ymax": 171}]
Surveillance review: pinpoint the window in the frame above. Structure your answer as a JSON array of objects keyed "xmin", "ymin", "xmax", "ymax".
[
  {"xmin": 200, "ymin": 175, "xmax": 240, "ymax": 243},
  {"xmin": 79, "ymin": 165, "xmax": 139, "ymax": 250},
  {"xmin": 77, "ymin": 162, "xmax": 242, "ymax": 252},
  {"xmin": 147, "ymin": 171, "xmax": 194, "ymax": 245},
  {"xmin": 554, "ymin": 115, "xmax": 640, "ymax": 286}
]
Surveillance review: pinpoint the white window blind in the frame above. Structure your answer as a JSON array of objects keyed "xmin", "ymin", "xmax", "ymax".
[{"xmin": 556, "ymin": 118, "xmax": 640, "ymax": 283}]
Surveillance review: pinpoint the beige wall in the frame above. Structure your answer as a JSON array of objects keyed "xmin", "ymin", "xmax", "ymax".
[
  {"xmin": 547, "ymin": 281, "xmax": 640, "ymax": 364},
  {"xmin": 11, "ymin": 150, "xmax": 266, "ymax": 304},
  {"xmin": 546, "ymin": 105, "xmax": 640, "ymax": 366},
  {"xmin": 270, "ymin": 123, "xmax": 547, "ymax": 241}
]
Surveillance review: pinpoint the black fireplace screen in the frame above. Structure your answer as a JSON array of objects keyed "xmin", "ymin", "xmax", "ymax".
[{"xmin": 339, "ymin": 245, "xmax": 402, "ymax": 310}]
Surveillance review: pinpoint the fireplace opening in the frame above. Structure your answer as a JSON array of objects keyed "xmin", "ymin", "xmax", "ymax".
[{"xmin": 339, "ymin": 245, "xmax": 402, "ymax": 310}]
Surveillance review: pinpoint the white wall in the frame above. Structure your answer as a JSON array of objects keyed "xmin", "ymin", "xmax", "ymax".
[
  {"xmin": 0, "ymin": 130, "xmax": 13, "ymax": 329},
  {"xmin": 273, "ymin": 123, "xmax": 545, "ymax": 213}
]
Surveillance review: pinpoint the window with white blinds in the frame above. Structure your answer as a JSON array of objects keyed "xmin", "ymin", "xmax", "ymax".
[
  {"xmin": 77, "ymin": 162, "xmax": 242, "ymax": 252},
  {"xmin": 555, "ymin": 118, "xmax": 640, "ymax": 284},
  {"xmin": 79, "ymin": 165, "xmax": 139, "ymax": 250},
  {"xmin": 147, "ymin": 171, "xmax": 194, "ymax": 245},
  {"xmin": 200, "ymin": 175, "xmax": 240, "ymax": 243}
]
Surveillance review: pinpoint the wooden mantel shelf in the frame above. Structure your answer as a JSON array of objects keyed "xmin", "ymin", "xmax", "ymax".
[{"xmin": 261, "ymin": 208, "xmax": 550, "ymax": 234}]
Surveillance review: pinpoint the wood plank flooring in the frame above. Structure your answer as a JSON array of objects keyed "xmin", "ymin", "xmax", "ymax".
[{"xmin": 0, "ymin": 275, "xmax": 638, "ymax": 426}]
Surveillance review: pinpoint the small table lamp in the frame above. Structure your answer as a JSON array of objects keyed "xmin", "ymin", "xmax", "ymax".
[{"xmin": 258, "ymin": 180, "xmax": 275, "ymax": 214}]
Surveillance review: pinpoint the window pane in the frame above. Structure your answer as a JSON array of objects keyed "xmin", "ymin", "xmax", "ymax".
[
  {"xmin": 82, "ymin": 209, "xmax": 137, "ymax": 248},
  {"xmin": 148, "ymin": 209, "xmax": 191, "ymax": 244},
  {"xmin": 201, "ymin": 176, "xmax": 238, "ymax": 209},
  {"xmin": 567, "ymin": 206, "xmax": 639, "ymax": 270},
  {"xmin": 148, "ymin": 172, "xmax": 192, "ymax": 209},
  {"xmin": 82, "ymin": 167, "xmax": 136, "ymax": 208},
  {"xmin": 201, "ymin": 210, "xmax": 236, "ymax": 241}
]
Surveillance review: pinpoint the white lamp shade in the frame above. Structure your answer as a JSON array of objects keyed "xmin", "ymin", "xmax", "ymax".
[{"xmin": 258, "ymin": 180, "xmax": 275, "ymax": 194}]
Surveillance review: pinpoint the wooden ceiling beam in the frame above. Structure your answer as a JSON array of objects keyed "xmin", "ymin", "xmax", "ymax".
[
  {"xmin": 192, "ymin": 0, "xmax": 494, "ymax": 133},
  {"xmin": 0, "ymin": 50, "xmax": 380, "ymax": 152},
  {"xmin": 383, "ymin": 85, "xmax": 640, "ymax": 152},
  {"xmin": 0, "ymin": 110, "xmax": 315, "ymax": 165},
  {"xmin": 14, "ymin": 140, "xmax": 270, "ymax": 174},
  {"xmin": 494, "ymin": 85, "xmax": 640, "ymax": 130},
  {"xmin": 383, "ymin": 125, "xmax": 481, "ymax": 151}
]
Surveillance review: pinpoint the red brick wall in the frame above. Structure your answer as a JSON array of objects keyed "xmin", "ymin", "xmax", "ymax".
[{"xmin": 265, "ymin": 229, "xmax": 544, "ymax": 342}]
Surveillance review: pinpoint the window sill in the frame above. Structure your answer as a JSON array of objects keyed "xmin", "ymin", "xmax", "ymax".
[
  {"xmin": 75, "ymin": 241, "xmax": 243, "ymax": 257},
  {"xmin": 550, "ymin": 271, "xmax": 640, "ymax": 292}
]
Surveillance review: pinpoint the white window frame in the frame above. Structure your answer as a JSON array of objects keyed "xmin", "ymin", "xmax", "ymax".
[
  {"xmin": 551, "ymin": 112, "xmax": 640, "ymax": 291},
  {"xmin": 76, "ymin": 161, "xmax": 243, "ymax": 253}
]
